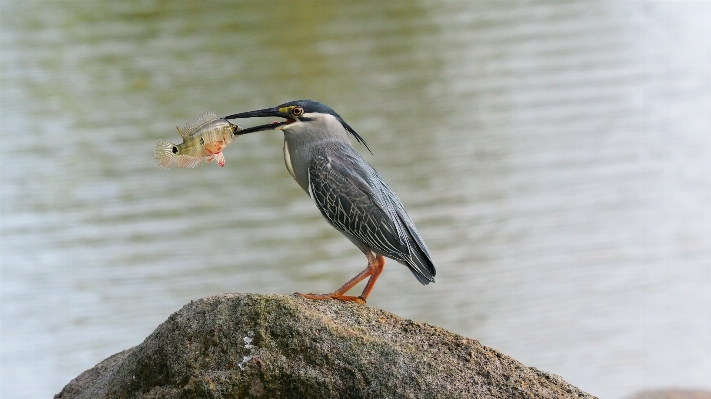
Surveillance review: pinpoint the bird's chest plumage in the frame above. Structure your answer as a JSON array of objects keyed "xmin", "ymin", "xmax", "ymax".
[
  {"xmin": 283, "ymin": 139, "xmax": 297, "ymax": 180},
  {"xmin": 283, "ymin": 134, "xmax": 314, "ymax": 194},
  {"xmin": 282, "ymin": 116, "xmax": 352, "ymax": 196}
]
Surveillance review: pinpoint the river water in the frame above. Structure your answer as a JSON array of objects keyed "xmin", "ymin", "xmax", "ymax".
[{"xmin": 1, "ymin": 2, "xmax": 710, "ymax": 398}]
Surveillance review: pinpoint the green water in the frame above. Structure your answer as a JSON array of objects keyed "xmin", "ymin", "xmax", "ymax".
[{"xmin": 2, "ymin": 2, "xmax": 710, "ymax": 398}]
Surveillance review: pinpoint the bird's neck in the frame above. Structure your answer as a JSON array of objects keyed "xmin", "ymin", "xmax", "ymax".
[{"xmin": 281, "ymin": 115, "xmax": 352, "ymax": 195}]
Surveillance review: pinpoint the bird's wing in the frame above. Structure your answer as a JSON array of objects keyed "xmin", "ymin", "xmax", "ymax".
[{"xmin": 308, "ymin": 144, "xmax": 435, "ymax": 284}]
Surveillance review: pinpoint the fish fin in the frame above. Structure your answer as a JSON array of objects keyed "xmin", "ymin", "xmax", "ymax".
[
  {"xmin": 178, "ymin": 154, "xmax": 203, "ymax": 168},
  {"xmin": 215, "ymin": 152, "xmax": 225, "ymax": 167},
  {"xmin": 155, "ymin": 140, "xmax": 178, "ymax": 168},
  {"xmin": 177, "ymin": 111, "xmax": 218, "ymax": 139}
]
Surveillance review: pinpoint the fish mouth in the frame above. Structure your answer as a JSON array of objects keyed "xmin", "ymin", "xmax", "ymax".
[{"xmin": 223, "ymin": 107, "xmax": 296, "ymax": 135}]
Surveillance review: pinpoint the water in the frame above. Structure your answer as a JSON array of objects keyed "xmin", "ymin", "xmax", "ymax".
[{"xmin": 1, "ymin": 2, "xmax": 710, "ymax": 398}]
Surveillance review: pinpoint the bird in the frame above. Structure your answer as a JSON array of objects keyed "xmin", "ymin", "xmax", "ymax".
[{"xmin": 224, "ymin": 100, "xmax": 435, "ymax": 303}]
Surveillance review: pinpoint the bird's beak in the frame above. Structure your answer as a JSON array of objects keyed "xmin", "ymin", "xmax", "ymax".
[{"xmin": 223, "ymin": 107, "xmax": 295, "ymax": 135}]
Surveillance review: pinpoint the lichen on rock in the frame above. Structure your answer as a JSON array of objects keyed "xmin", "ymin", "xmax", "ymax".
[{"xmin": 55, "ymin": 293, "xmax": 597, "ymax": 399}]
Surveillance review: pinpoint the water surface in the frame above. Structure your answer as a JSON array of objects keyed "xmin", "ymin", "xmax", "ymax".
[{"xmin": 1, "ymin": 2, "xmax": 710, "ymax": 398}]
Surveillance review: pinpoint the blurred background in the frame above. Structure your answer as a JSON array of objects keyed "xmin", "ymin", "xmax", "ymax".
[{"xmin": 1, "ymin": 1, "xmax": 709, "ymax": 398}]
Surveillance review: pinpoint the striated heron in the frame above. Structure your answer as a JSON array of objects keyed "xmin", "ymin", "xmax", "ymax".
[{"xmin": 224, "ymin": 100, "xmax": 435, "ymax": 303}]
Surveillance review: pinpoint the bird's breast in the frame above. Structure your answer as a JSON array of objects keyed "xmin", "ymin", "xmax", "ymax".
[{"xmin": 283, "ymin": 139, "xmax": 296, "ymax": 180}]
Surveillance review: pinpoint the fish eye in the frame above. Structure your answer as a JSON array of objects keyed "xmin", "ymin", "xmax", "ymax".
[
  {"xmin": 172, "ymin": 146, "xmax": 178, "ymax": 154},
  {"xmin": 292, "ymin": 106, "xmax": 304, "ymax": 117}
]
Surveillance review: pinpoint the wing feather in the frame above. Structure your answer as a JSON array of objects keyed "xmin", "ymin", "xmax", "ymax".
[{"xmin": 308, "ymin": 144, "xmax": 435, "ymax": 284}]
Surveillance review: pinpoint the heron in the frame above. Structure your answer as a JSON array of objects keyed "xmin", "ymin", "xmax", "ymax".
[{"xmin": 224, "ymin": 100, "xmax": 435, "ymax": 303}]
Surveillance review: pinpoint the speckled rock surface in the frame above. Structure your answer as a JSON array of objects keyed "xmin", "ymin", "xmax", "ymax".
[{"xmin": 55, "ymin": 293, "xmax": 597, "ymax": 399}]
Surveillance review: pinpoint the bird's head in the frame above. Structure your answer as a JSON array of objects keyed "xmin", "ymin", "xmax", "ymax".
[{"xmin": 224, "ymin": 100, "xmax": 370, "ymax": 152}]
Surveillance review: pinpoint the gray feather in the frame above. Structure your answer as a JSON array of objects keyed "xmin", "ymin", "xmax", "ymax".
[{"xmin": 308, "ymin": 143, "xmax": 435, "ymax": 284}]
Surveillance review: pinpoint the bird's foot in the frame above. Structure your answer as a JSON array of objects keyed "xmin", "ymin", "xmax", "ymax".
[{"xmin": 295, "ymin": 292, "xmax": 366, "ymax": 304}]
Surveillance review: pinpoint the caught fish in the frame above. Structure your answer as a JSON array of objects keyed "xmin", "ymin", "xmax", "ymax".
[{"xmin": 155, "ymin": 111, "xmax": 239, "ymax": 168}]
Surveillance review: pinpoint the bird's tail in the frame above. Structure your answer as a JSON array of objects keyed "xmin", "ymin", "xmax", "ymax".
[
  {"xmin": 406, "ymin": 241, "xmax": 436, "ymax": 285},
  {"xmin": 387, "ymin": 205, "xmax": 436, "ymax": 285},
  {"xmin": 155, "ymin": 140, "xmax": 178, "ymax": 168},
  {"xmin": 398, "ymin": 216, "xmax": 436, "ymax": 285}
]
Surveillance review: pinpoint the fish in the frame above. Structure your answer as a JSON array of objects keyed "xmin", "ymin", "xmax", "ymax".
[{"xmin": 155, "ymin": 111, "xmax": 239, "ymax": 168}]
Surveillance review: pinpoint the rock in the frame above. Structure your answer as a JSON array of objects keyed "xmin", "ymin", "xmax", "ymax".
[{"xmin": 55, "ymin": 293, "xmax": 597, "ymax": 399}]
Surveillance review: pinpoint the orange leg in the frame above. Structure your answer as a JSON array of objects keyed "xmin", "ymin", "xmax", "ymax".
[{"xmin": 297, "ymin": 254, "xmax": 385, "ymax": 304}]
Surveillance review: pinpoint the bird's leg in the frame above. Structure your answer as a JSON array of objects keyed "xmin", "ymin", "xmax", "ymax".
[
  {"xmin": 358, "ymin": 254, "xmax": 385, "ymax": 302},
  {"xmin": 297, "ymin": 253, "xmax": 385, "ymax": 304}
]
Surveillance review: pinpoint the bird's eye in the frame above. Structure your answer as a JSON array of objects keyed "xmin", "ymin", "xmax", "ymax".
[
  {"xmin": 199, "ymin": 137, "xmax": 205, "ymax": 145},
  {"xmin": 292, "ymin": 106, "xmax": 304, "ymax": 117},
  {"xmin": 172, "ymin": 146, "xmax": 178, "ymax": 154}
]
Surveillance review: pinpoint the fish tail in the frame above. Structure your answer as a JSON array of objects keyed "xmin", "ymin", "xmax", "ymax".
[{"xmin": 155, "ymin": 140, "xmax": 178, "ymax": 168}]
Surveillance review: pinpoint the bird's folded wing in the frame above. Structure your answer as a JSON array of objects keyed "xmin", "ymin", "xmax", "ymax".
[{"xmin": 308, "ymin": 145, "xmax": 435, "ymax": 283}]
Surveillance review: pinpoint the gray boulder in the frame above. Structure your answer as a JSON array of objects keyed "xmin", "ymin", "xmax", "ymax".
[{"xmin": 55, "ymin": 293, "xmax": 597, "ymax": 399}]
